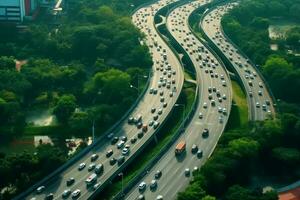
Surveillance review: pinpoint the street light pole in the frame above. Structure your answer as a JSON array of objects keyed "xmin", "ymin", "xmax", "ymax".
[
  {"xmin": 92, "ymin": 120, "xmax": 95, "ymax": 143},
  {"xmin": 175, "ymin": 103, "xmax": 186, "ymax": 129},
  {"xmin": 118, "ymin": 172, "xmax": 124, "ymax": 196}
]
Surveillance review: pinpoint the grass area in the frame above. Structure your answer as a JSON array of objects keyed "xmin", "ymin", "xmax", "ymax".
[
  {"xmin": 184, "ymin": 71, "xmax": 195, "ymax": 81},
  {"xmin": 99, "ymin": 84, "xmax": 196, "ymax": 199},
  {"xmin": 226, "ymin": 80, "xmax": 248, "ymax": 130}
]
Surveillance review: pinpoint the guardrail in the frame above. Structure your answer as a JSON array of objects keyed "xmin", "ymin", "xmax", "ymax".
[{"xmin": 13, "ymin": 25, "xmax": 154, "ymax": 200}]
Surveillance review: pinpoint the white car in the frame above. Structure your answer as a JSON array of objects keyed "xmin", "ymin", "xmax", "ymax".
[
  {"xmin": 156, "ymin": 195, "xmax": 163, "ymax": 200},
  {"xmin": 203, "ymin": 102, "xmax": 208, "ymax": 108},
  {"xmin": 72, "ymin": 189, "xmax": 81, "ymax": 199},
  {"xmin": 78, "ymin": 163, "xmax": 86, "ymax": 171},
  {"xmin": 36, "ymin": 186, "xmax": 45, "ymax": 194},
  {"xmin": 117, "ymin": 141, "xmax": 125, "ymax": 149},
  {"xmin": 138, "ymin": 181, "xmax": 146, "ymax": 191}
]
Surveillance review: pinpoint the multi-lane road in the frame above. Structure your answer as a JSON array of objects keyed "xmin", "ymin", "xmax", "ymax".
[
  {"xmin": 17, "ymin": 0, "xmax": 184, "ymax": 199},
  {"xmin": 125, "ymin": 0, "xmax": 233, "ymax": 199},
  {"xmin": 201, "ymin": 3, "xmax": 275, "ymax": 120},
  {"xmin": 16, "ymin": 1, "xmax": 277, "ymax": 200}
]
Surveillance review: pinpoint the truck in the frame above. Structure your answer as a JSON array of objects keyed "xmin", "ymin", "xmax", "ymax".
[
  {"xmin": 175, "ymin": 141, "xmax": 186, "ymax": 155},
  {"xmin": 85, "ymin": 173, "xmax": 97, "ymax": 186}
]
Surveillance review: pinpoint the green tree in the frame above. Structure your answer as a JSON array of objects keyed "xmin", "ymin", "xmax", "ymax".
[
  {"xmin": 53, "ymin": 94, "xmax": 77, "ymax": 123},
  {"xmin": 68, "ymin": 111, "xmax": 90, "ymax": 132}
]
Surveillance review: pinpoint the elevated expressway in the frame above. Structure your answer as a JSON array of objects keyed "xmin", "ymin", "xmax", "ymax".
[{"xmin": 125, "ymin": 0, "xmax": 233, "ymax": 199}]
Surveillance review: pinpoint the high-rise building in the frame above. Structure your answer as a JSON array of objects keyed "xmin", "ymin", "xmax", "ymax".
[{"xmin": 0, "ymin": 0, "xmax": 40, "ymax": 22}]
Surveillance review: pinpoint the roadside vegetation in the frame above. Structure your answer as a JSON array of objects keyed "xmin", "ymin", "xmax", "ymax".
[
  {"xmin": 0, "ymin": 0, "xmax": 152, "ymax": 199},
  {"xmin": 225, "ymin": 81, "xmax": 248, "ymax": 130},
  {"xmin": 178, "ymin": 0, "xmax": 300, "ymax": 199}
]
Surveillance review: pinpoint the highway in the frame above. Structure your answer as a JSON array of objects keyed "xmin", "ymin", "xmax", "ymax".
[
  {"xmin": 125, "ymin": 0, "xmax": 233, "ymax": 199},
  {"xmin": 17, "ymin": 0, "xmax": 185, "ymax": 199},
  {"xmin": 201, "ymin": 3, "xmax": 275, "ymax": 120}
]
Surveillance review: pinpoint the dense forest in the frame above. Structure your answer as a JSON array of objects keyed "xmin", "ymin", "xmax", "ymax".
[
  {"xmin": 0, "ymin": 0, "xmax": 152, "ymax": 198},
  {"xmin": 178, "ymin": 0, "xmax": 300, "ymax": 199}
]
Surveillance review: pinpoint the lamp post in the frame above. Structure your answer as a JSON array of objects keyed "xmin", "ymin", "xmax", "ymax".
[
  {"xmin": 175, "ymin": 103, "xmax": 186, "ymax": 129},
  {"xmin": 118, "ymin": 172, "xmax": 124, "ymax": 196},
  {"xmin": 91, "ymin": 90, "xmax": 102, "ymax": 144}
]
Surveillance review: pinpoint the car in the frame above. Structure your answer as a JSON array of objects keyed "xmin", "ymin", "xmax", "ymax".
[
  {"xmin": 153, "ymin": 115, "xmax": 159, "ymax": 120},
  {"xmin": 131, "ymin": 137, "xmax": 137, "ymax": 144},
  {"xmin": 45, "ymin": 193, "xmax": 54, "ymax": 200},
  {"xmin": 78, "ymin": 163, "xmax": 86, "ymax": 170},
  {"xmin": 93, "ymin": 182, "xmax": 101, "ymax": 190},
  {"xmin": 139, "ymin": 181, "xmax": 147, "ymax": 191},
  {"xmin": 249, "ymin": 91, "xmax": 253, "ymax": 97},
  {"xmin": 259, "ymin": 82, "xmax": 263, "ymax": 88},
  {"xmin": 137, "ymin": 131, "xmax": 144, "ymax": 138},
  {"xmin": 191, "ymin": 144, "xmax": 198, "ymax": 153},
  {"xmin": 155, "ymin": 170, "xmax": 162, "ymax": 179},
  {"xmin": 66, "ymin": 177, "xmax": 75, "ymax": 186},
  {"xmin": 150, "ymin": 180, "xmax": 157, "ymax": 190},
  {"xmin": 158, "ymin": 108, "xmax": 163, "ymax": 115},
  {"xmin": 151, "ymin": 107, "xmax": 156, "ymax": 113},
  {"xmin": 128, "ymin": 117, "xmax": 134, "ymax": 124},
  {"xmin": 62, "ymin": 190, "xmax": 71, "ymax": 198},
  {"xmin": 219, "ymin": 116, "xmax": 223, "ymax": 123},
  {"xmin": 138, "ymin": 195, "xmax": 145, "ymax": 200},
  {"xmin": 110, "ymin": 158, "xmax": 117, "ymax": 165},
  {"xmin": 256, "ymin": 102, "xmax": 260, "ymax": 108},
  {"xmin": 111, "ymin": 137, "xmax": 119, "ymax": 145},
  {"xmin": 149, "ymin": 120, "xmax": 154, "ymax": 127},
  {"xmin": 156, "ymin": 195, "xmax": 163, "ymax": 200},
  {"xmin": 211, "ymin": 100, "xmax": 216, "ymax": 106},
  {"xmin": 160, "ymin": 97, "xmax": 164, "ymax": 102},
  {"xmin": 88, "ymin": 163, "xmax": 96, "ymax": 171},
  {"xmin": 122, "ymin": 147, "xmax": 130, "ymax": 155},
  {"xmin": 197, "ymin": 149, "xmax": 203, "ymax": 158},
  {"xmin": 91, "ymin": 154, "xmax": 99, "ymax": 162},
  {"xmin": 203, "ymin": 102, "xmax": 208, "ymax": 108},
  {"xmin": 163, "ymin": 102, "xmax": 168, "ymax": 108},
  {"xmin": 117, "ymin": 156, "xmax": 125, "ymax": 165},
  {"xmin": 198, "ymin": 112, "xmax": 203, "ymax": 119},
  {"xmin": 193, "ymin": 166, "xmax": 199, "ymax": 172},
  {"xmin": 202, "ymin": 128, "xmax": 209, "ymax": 138},
  {"xmin": 184, "ymin": 168, "xmax": 190, "ymax": 176},
  {"xmin": 142, "ymin": 124, "xmax": 148, "ymax": 132},
  {"xmin": 71, "ymin": 189, "xmax": 81, "ymax": 199},
  {"xmin": 262, "ymin": 104, "xmax": 267, "ymax": 110},
  {"xmin": 169, "ymin": 92, "xmax": 173, "ymax": 97},
  {"xmin": 258, "ymin": 90, "xmax": 263, "ymax": 96},
  {"xmin": 266, "ymin": 100, "xmax": 271, "ymax": 105},
  {"xmin": 159, "ymin": 90, "xmax": 164, "ymax": 96},
  {"xmin": 117, "ymin": 141, "xmax": 125, "ymax": 149},
  {"xmin": 137, "ymin": 122, "xmax": 143, "ymax": 129},
  {"xmin": 153, "ymin": 121, "xmax": 160, "ymax": 129},
  {"xmin": 95, "ymin": 164, "xmax": 104, "ymax": 174},
  {"xmin": 107, "ymin": 132, "xmax": 114, "ymax": 139},
  {"xmin": 106, "ymin": 149, "xmax": 113, "ymax": 157},
  {"xmin": 222, "ymin": 108, "xmax": 227, "ymax": 115},
  {"xmin": 36, "ymin": 186, "xmax": 45, "ymax": 194}
]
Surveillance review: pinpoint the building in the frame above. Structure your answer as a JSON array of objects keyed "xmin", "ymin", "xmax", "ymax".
[{"xmin": 0, "ymin": 0, "xmax": 40, "ymax": 22}]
